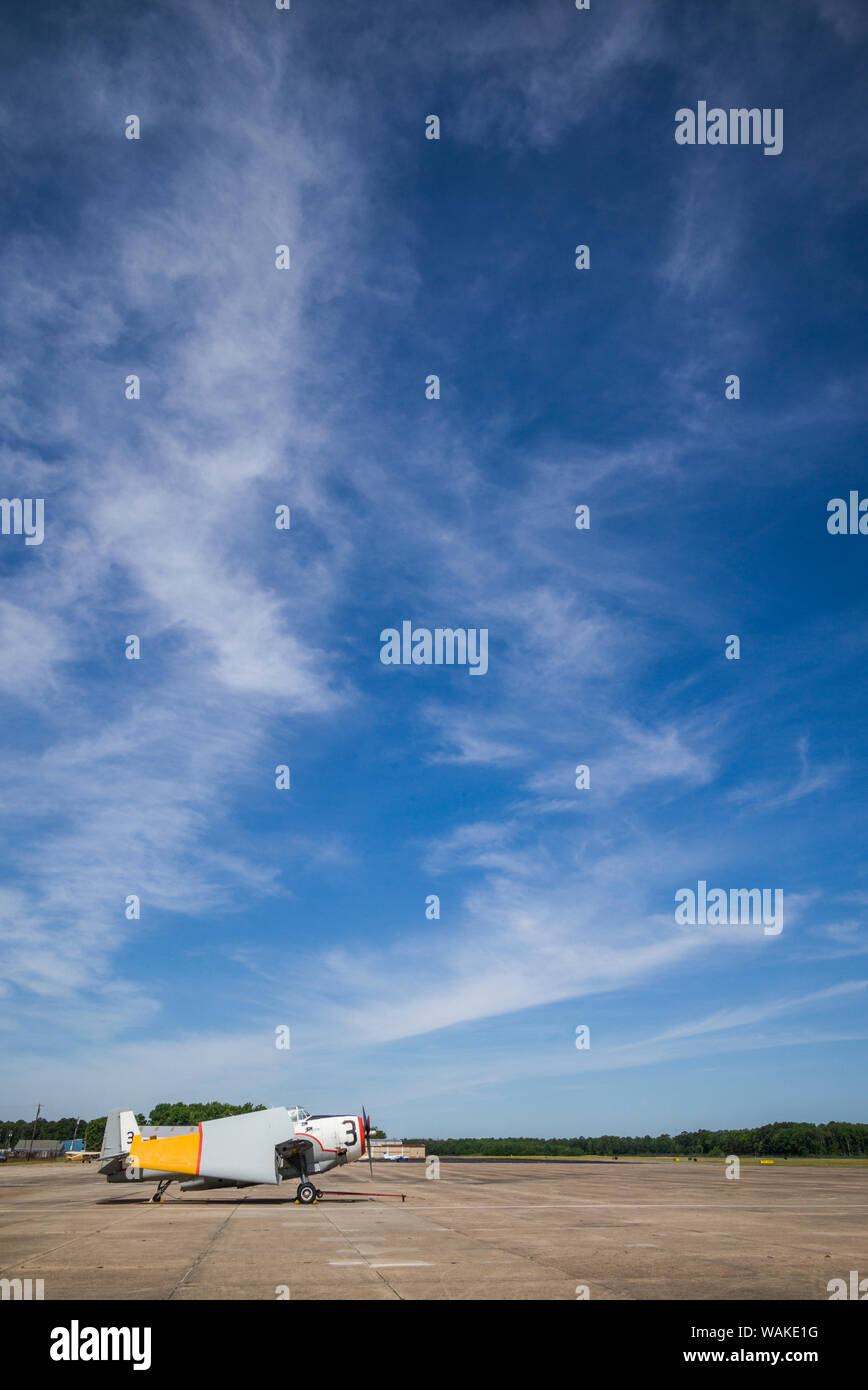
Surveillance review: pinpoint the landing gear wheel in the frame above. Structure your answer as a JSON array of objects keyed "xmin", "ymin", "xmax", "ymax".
[{"xmin": 297, "ymin": 1182, "xmax": 317, "ymax": 1205}]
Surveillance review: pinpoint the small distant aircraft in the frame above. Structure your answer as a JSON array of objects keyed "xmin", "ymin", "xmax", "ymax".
[
  {"xmin": 65, "ymin": 1149, "xmax": 100, "ymax": 1163},
  {"xmin": 382, "ymin": 1152, "xmax": 409, "ymax": 1161},
  {"xmin": 99, "ymin": 1105, "xmax": 374, "ymax": 1204}
]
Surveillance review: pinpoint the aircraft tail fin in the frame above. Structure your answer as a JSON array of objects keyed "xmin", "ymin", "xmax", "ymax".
[{"xmin": 100, "ymin": 1108, "xmax": 140, "ymax": 1162}]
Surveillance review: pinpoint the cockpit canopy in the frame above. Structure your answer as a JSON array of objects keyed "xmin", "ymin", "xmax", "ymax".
[{"xmin": 287, "ymin": 1106, "xmax": 310, "ymax": 1124}]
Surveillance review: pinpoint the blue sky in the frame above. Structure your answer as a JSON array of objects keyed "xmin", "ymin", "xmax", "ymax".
[{"xmin": 0, "ymin": 0, "xmax": 866, "ymax": 1136}]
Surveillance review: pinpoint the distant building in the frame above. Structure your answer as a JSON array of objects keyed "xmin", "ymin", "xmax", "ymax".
[
  {"xmin": 14, "ymin": 1139, "xmax": 66, "ymax": 1157},
  {"xmin": 370, "ymin": 1139, "xmax": 425, "ymax": 1160}
]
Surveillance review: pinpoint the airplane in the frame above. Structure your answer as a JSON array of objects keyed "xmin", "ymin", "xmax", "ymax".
[
  {"xmin": 99, "ymin": 1104, "xmax": 375, "ymax": 1205},
  {"xmin": 64, "ymin": 1149, "xmax": 100, "ymax": 1163}
]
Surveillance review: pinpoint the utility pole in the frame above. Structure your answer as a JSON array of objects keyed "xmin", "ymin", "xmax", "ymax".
[{"xmin": 28, "ymin": 1103, "xmax": 41, "ymax": 1161}]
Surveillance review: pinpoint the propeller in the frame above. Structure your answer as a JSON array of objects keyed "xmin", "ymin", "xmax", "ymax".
[{"xmin": 362, "ymin": 1107, "xmax": 374, "ymax": 1179}]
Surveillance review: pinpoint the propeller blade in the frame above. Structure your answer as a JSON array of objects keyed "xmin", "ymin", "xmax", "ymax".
[{"xmin": 362, "ymin": 1107, "xmax": 374, "ymax": 1179}]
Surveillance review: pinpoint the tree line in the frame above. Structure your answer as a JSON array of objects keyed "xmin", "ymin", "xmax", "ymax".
[
  {"xmin": 3, "ymin": 1112, "xmax": 864, "ymax": 1159},
  {"xmin": 0, "ymin": 1102, "xmax": 266, "ymax": 1154},
  {"xmin": 408, "ymin": 1121, "xmax": 868, "ymax": 1158}
]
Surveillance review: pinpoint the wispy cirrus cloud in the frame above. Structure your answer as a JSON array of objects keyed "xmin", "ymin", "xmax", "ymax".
[
  {"xmin": 0, "ymin": 0, "xmax": 865, "ymax": 1136},
  {"xmin": 729, "ymin": 736, "xmax": 847, "ymax": 810}
]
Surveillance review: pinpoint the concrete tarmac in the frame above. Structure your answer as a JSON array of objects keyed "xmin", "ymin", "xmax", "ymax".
[{"xmin": 1, "ymin": 1159, "xmax": 865, "ymax": 1300}]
